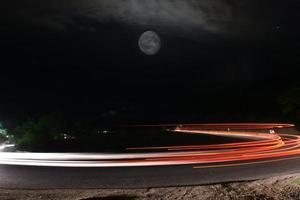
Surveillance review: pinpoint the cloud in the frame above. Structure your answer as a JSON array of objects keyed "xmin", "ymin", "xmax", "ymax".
[
  {"xmin": 90, "ymin": 0, "xmax": 233, "ymax": 33},
  {"xmin": 2, "ymin": 0, "xmax": 296, "ymax": 39},
  {"xmin": 1, "ymin": 0, "xmax": 234, "ymax": 34}
]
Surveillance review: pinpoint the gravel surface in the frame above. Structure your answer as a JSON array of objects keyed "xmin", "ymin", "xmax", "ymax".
[{"xmin": 1, "ymin": 173, "xmax": 300, "ymax": 200}]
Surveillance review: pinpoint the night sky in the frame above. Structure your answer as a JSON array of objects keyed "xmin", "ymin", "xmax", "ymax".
[{"xmin": 1, "ymin": 0, "xmax": 300, "ymax": 125}]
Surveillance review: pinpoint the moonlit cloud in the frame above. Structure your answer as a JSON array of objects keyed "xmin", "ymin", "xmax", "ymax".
[
  {"xmin": 90, "ymin": 0, "xmax": 233, "ymax": 33},
  {"xmin": 1, "ymin": 0, "xmax": 234, "ymax": 34},
  {"xmin": 1, "ymin": 0, "xmax": 297, "ymax": 39}
]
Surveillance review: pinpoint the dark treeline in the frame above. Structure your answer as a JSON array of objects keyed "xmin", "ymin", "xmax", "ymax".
[{"xmin": 1, "ymin": 83, "xmax": 300, "ymax": 152}]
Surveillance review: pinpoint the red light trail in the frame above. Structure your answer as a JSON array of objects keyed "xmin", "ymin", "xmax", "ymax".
[{"xmin": 0, "ymin": 123, "xmax": 299, "ymax": 168}]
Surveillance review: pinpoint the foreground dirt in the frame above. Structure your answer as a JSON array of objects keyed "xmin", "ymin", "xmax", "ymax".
[{"xmin": 1, "ymin": 173, "xmax": 300, "ymax": 200}]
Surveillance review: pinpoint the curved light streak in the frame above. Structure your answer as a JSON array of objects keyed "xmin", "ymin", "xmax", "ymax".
[{"xmin": 0, "ymin": 123, "xmax": 299, "ymax": 168}]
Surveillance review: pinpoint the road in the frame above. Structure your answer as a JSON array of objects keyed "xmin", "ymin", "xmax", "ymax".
[
  {"xmin": 1, "ymin": 155, "xmax": 300, "ymax": 188},
  {"xmin": 0, "ymin": 123, "xmax": 300, "ymax": 189}
]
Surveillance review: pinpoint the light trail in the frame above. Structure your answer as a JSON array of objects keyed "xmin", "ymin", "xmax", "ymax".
[
  {"xmin": 0, "ymin": 144, "xmax": 15, "ymax": 151},
  {"xmin": 0, "ymin": 123, "xmax": 299, "ymax": 168}
]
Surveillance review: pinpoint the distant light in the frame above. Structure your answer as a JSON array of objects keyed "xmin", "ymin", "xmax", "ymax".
[{"xmin": 61, "ymin": 133, "xmax": 75, "ymax": 140}]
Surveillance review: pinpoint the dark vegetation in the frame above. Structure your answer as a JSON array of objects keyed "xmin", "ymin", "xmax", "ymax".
[
  {"xmin": 6, "ymin": 112, "xmax": 248, "ymax": 152},
  {"xmin": 0, "ymin": 135, "xmax": 6, "ymax": 143},
  {"xmin": 1, "ymin": 84, "xmax": 300, "ymax": 152},
  {"xmin": 278, "ymin": 85, "xmax": 300, "ymax": 125}
]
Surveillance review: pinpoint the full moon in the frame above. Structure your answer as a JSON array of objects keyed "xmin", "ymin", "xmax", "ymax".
[{"xmin": 138, "ymin": 31, "xmax": 161, "ymax": 55}]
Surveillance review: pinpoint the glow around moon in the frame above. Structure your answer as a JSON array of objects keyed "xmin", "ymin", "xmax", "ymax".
[{"xmin": 138, "ymin": 31, "xmax": 161, "ymax": 55}]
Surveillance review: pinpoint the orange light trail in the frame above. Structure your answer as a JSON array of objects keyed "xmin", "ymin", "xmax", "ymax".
[{"xmin": 0, "ymin": 123, "xmax": 299, "ymax": 168}]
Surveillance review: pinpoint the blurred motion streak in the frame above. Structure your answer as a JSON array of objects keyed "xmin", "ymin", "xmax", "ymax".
[{"xmin": 0, "ymin": 123, "xmax": 299, "ymax": 168}]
